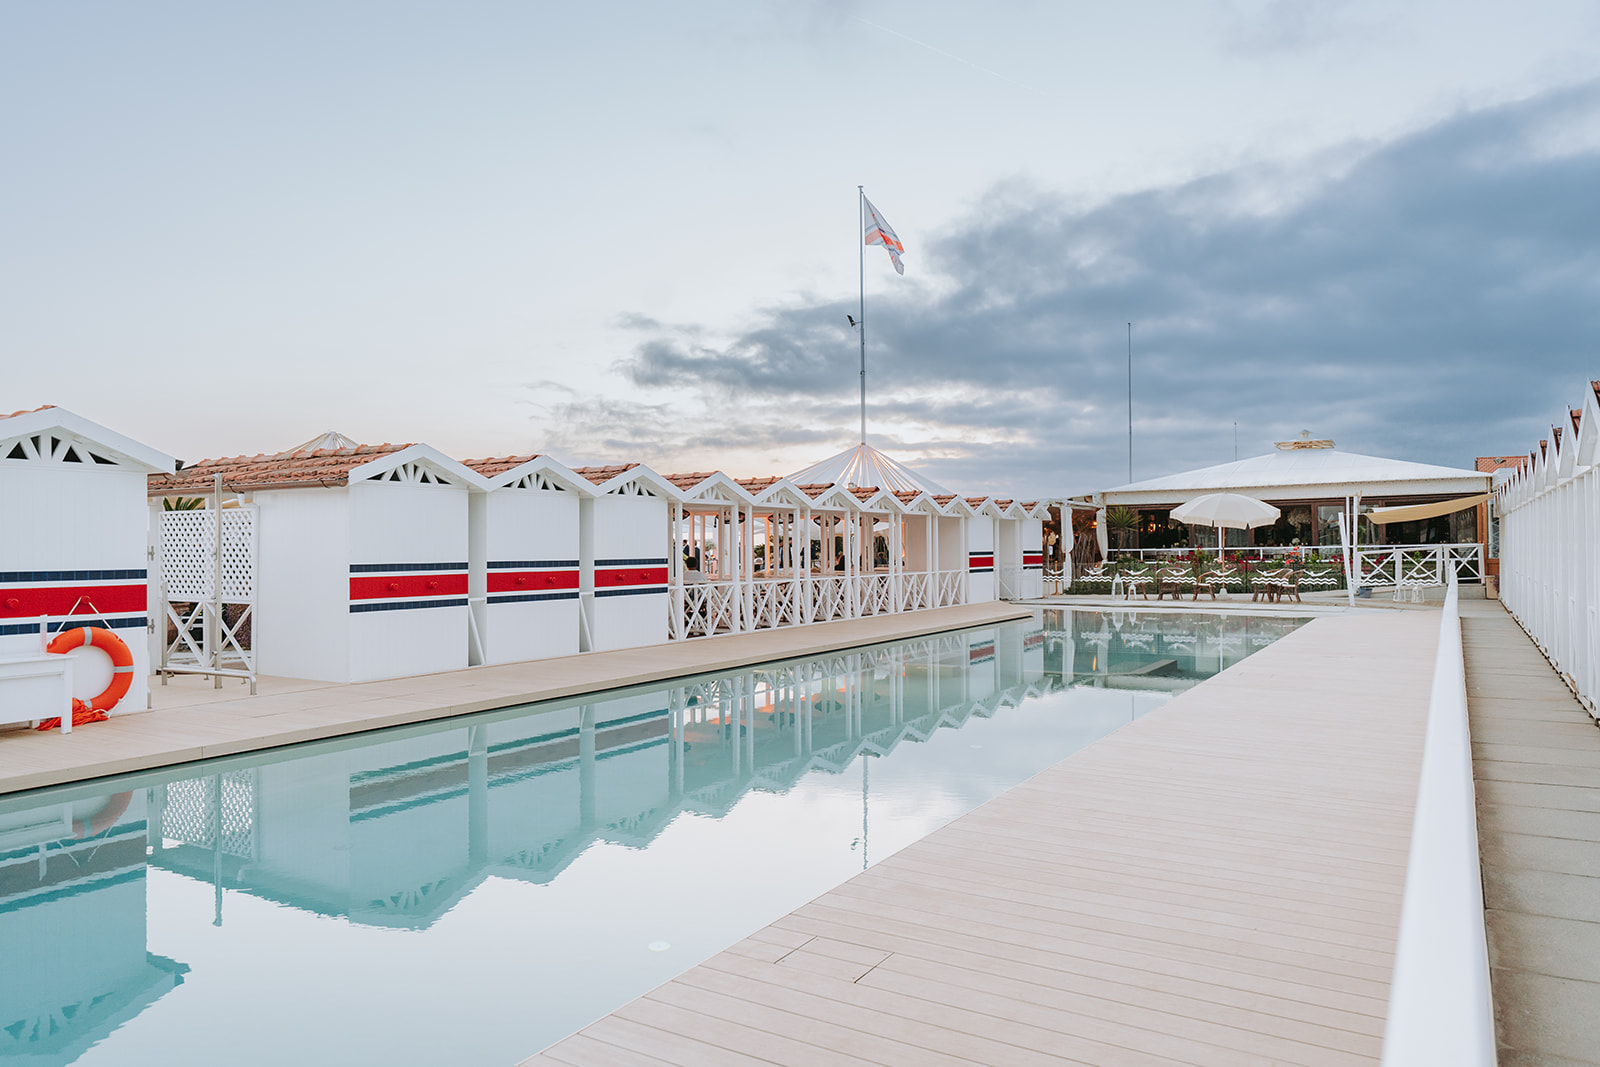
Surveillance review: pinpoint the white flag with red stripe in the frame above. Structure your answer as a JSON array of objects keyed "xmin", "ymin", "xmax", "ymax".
[{"xmin": 862, "ymin": 196, "xmax": 905, "ymax": 275}]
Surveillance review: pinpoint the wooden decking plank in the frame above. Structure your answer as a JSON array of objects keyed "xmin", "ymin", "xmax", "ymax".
[{"xmin": 520, "ymin": 609, "xmax": 1438, "ymax": 1065}]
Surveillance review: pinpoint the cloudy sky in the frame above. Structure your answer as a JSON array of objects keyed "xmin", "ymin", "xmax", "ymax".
[{"xmin": 5, "ymin": 1, "xmax": 1599, "ymax": 497}]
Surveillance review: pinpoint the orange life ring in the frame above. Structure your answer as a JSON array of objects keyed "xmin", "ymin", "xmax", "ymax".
[{"xmin": 47, "ymin": 625, "xmax": 135, "ymax": 714}]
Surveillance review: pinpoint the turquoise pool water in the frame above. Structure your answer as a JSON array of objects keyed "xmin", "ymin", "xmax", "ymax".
[{"xmin": 0, "ymin": 608, "xmax": 1306, "ymax": 1065}]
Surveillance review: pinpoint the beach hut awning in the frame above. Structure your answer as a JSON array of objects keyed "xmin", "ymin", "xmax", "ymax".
[{"xmin": 1366, "ymin": 494, "xmax": 1489, "ymax": 524}]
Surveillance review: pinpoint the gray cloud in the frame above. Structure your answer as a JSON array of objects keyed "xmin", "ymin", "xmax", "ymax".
[{"xmin": 555, "ymin": 80, "xmax": 1600, "ymax": 497}]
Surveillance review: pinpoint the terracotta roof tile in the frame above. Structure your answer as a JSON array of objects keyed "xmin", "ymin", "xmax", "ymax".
[
  {"xmin": 0, "ymin": 405, "xmax": 55, "ymax": 422},
  {"xmin": 570, "ymin": 463, "xmax": 639, "ymax": 486},
  {"xmin": 930, "ymin": 494, "xmax": 958, "ymax": 505},
  {"xmin": 463, "ymin": 454, "xmax": 542, "ymax": 477},
  {"xmin": 1475, "ymin": 456, "xmax": 1526, "ymax": 473},
  {"xmin": 736, "ymin": 476, "xmax": 781, "ymax": 494},
  {"xmin": 149, "ymin": 442, "xmax": 410, "ymax": 493},
  {"xmin": 663, "ymin": 471, "xmax": 718, "ymax": 490}
]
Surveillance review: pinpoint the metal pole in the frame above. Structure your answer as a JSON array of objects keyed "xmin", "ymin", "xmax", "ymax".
[
  {"xmin": 1127, "ymin": 323, "xmax": 1133, "ymax": 482},
  {"xmin": 859, "ymin": 186, "xmax": 867, "ymax": 446}
]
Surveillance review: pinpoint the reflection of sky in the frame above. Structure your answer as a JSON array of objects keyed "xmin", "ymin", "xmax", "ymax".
[{"xmin": 40, "ymin": 611, "xmax": 1297, "ymax": 1066}]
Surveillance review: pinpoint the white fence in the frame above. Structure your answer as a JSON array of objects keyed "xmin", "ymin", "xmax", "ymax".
[
  {"xmin": 1380, "ymin": 577, "xmax": 1496, "ymax": 1066},
  {"xmin": 672, "ymin": 568, "xmax": 968, "ymax": 639},
  {"xmin": 1498, "ymin": 457, "xmax": 1599, "ymax": 716}
]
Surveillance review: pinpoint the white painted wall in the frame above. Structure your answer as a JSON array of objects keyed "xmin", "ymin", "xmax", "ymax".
[
  {"xmin": 967, "ymin": 515, "xmax": 996, "ymax": 602},
  {"xmin": 254, "ymin": 488, "xmax": 351, "ymax": 683},
  {"xmin": 347, "ymin": 481, "xmax": 471, "ymax": 683},
  {"xmin": 589, "ymin": 494, "xmax": 668, "ymax": 652},
  {"xmin": 476, "ymin": 488, "xmax": 581, "ymax": 664},
  {"xmin": 0, "ymin": 461, "xmax": 151, "ymax": 712}
]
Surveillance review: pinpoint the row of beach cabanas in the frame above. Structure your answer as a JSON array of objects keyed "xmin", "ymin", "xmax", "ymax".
[{"xmin": 1, "ymin": 408, "xmax": 1049, "ymax": 705}]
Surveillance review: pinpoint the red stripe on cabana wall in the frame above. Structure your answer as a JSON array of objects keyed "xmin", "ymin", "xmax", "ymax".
[
  {"xmin": 488, "ymin": 570, "xmax": 580, "ymax": 594},
  {"xmin": 595, "ymin": 567, "xmax": 669, "ymax": 588},
  {"xmin": 967, "ymin": 555, "xmax": 994, "ymax": 569},
  {"xmin": 0, "ymin": 584, "xmax": 146, "ymax": 619},
  {"xmin": 349, "ymin": 573, "xmax": 470, "ymax": 601}
]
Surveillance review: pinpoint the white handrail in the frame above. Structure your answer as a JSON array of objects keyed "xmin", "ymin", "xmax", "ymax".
[{"xmin": 1380, "ymin": 576, "xmax": 1496, "ymax": 1066}]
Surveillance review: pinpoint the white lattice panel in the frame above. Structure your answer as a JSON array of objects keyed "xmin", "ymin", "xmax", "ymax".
[{"xmin": 161, "ymin": 507, "xmax": 256, "ymax": 601}]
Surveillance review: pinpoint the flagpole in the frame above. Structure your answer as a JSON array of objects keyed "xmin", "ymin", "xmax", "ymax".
[{"xmin": 858, "ymin": 185, "xmax": 867, "ymax": 447}]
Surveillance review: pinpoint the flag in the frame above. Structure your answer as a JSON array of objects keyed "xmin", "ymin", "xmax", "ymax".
[{"xmin": 862, "ymin": 196, "xmax": 905, "ymax": 275}]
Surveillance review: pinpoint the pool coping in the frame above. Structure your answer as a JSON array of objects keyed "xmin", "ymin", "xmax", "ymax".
[{"xmin": 0, "ymin": 601, "xmax": 1033, "ymax": 797}]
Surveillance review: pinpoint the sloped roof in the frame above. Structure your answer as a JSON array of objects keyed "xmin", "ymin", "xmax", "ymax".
[
  {"xmin": 570, "ymin": 462, "xmax": 639, "ymax": 486},
  {"xmin": 463, "ymin": 454, "xmax": 543, "ymax": 478},
  {"xmin": 1, "ymin": 404, "xmax": 176, "ymax": 473},
  {"xmin": 787, "ymin": 443, "xmax": 948, "ymax": 495},
  {"xmin": 1104, "ymin": 447, "xmax": 1487, "ymax": 501},
  {"xmin": 150, "ymin": 443, "xmax": 410, "ymax": 493}
]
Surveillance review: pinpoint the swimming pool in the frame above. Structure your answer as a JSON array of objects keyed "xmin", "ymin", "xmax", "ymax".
[{"xmin": 0, "ymin": 608, "xmax": 1306, "ymax": 1065}]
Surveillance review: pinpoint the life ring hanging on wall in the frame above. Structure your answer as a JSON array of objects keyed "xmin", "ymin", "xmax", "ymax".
[{"xmin": 42, "ymin": 625, "xmax": 134, "ymax": 720}]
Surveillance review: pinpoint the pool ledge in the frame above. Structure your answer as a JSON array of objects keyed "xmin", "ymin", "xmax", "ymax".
[{"xmin": 0, "ymin": 602, "xmax": 1032, "ymax": 797}]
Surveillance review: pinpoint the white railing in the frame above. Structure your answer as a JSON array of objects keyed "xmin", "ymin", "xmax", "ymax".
[
  {"xmin": 749, "ymin": 577, "xmax": 800, "ymax": 631},
  {"xmin": 1355, "ymin": 544, "xmax": 1484, "ymax": 588},
  {"xmin": 1381, "ymin": 577, "xmax": 1495, "ymax": 1066},
  {"xmin": 673, "ymin": 567, "xmax": 973, "ymax": 640},
  {"xmin": 682, "ymin": 581, "xmax": 738, "ymax": 637},
  {"xmin": 935, "ymin": 569, "xmax": 964, "ymax": 607},
  {"xmin": 812, "ymin": 575, "xmax": 849, "ymax": 623},
  {"xmin": 996, "ymin": 565, "xmax": 1022, "ymax": 600},
  {"xmin": 1498, "ymin": 454, "xmax": 1598, "ymax": 716},
  {"xmin": 857, "ymin": 573, "xmax": 893, "ymax": 616}
]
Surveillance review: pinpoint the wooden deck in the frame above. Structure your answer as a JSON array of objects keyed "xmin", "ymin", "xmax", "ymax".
[
  {"xmin": 1462, "ymin": 600, "xmax": 1600, "ymax": 1065},
  {"xmin": 523, "ymin": 609, "xmax": 1441, "ymax": 1066},
  {"xmin": 0, "ymin": 601, "xmax": 1030, "ymax": 797}
]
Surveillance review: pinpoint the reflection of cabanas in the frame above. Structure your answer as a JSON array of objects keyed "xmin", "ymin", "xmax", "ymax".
[{"xmin": 0, "ymin": 793, "xmax": 189, "ymax": 1065}]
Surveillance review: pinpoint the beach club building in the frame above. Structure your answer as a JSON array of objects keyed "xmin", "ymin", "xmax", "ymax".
[{"xmin": 1094, "ymin": 435, "xmax": 1490, "ymax": 559}]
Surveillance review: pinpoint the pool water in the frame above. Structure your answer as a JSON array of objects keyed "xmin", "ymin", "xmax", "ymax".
[{"xmin": 0, "ymin": 609, "xmax": 1307, "ymax": 1066}]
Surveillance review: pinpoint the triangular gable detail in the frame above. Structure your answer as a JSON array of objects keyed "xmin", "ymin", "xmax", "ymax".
[
  {"xmin": 350, "ymin": 444, "xmax": 493, "ymax": 492},
  {"xmin": 0, "ymin": 406, "xmax": 175, "ymax": 473}
]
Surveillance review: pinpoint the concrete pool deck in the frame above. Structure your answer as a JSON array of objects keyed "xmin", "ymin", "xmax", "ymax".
[
  {"xmin": 0, "ymin": 601, "xmax": 1032, "ymax": 796},
  {"xmin": 523, "ymin": 608, "xmax": 1440, "ymax": 1066}
]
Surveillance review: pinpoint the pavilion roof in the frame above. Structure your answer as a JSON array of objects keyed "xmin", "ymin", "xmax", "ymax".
[{"xmin": 1103, "ymin": 447, "xmax": 1487, "ymax": 500}]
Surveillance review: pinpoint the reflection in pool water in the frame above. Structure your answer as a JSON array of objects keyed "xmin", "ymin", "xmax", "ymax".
[{"xmin": 0, "ymin": 609, "xmax": 1305, "ymax": 1066}]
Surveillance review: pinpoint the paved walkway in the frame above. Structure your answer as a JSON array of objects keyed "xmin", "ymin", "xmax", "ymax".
[
  {"xmin": 524, "ymin": 609, "xmax": 1440, "ymax": 1066},
  {"xmin": 0, "ymin": 602, "xmax": 1030, "ymax": 796},
  {"xmin": 1462, "ymin": 600, "xmax": 1600, "ymax": 1065}
]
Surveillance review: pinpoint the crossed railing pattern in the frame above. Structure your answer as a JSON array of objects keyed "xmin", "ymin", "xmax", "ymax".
[
  {"xmin": 675, "ymin": 568, "xmax": 971, "ymax": 637},
  {"xmin": 1355, "ymin": 544, "xmax": 1484, "ymax": 588}
]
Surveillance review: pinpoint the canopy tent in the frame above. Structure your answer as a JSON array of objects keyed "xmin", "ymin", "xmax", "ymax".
[
  {"xmin": 788, "ymin": 443, "xmax": 947, "ymax": 494},
  {"xmin": 1367, "ymin": 494, "xmax": 1489, "ymax": 525}
]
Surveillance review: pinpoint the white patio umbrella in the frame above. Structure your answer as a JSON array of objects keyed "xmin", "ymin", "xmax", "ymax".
[{"xmin": 1170, "ymin": 492, "xmax": 1281, "ymax": 556}]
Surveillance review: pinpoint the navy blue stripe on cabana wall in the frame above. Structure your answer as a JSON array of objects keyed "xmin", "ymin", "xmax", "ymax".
[
  {"xmin": 595, "ymin": 586, "xmax": 668, "ymax": 598},
  {"xmin": 488, "ymin": 559, "xmax": 579, "ymax": 569},
  {"xmin": 0, "ymin": 569, "xmax": 147, "ymax": 582},
  {"xmin": 349, "ymin": 598, "xmax": 469, "ymax": 614},
  {"xmin": 3, "ymin": 617, "xmax": 149, "ymax": 636},
  {"xmin": 595, "ymin": 558, "xmax": 668, "ymax": 567},
  {"xmin": 487, "ymin": 592, "xmax": 579, "ymax": 604},
  {"xmin": 348, "ymin": 562, "xmax": 468, "ymax": 574}
]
